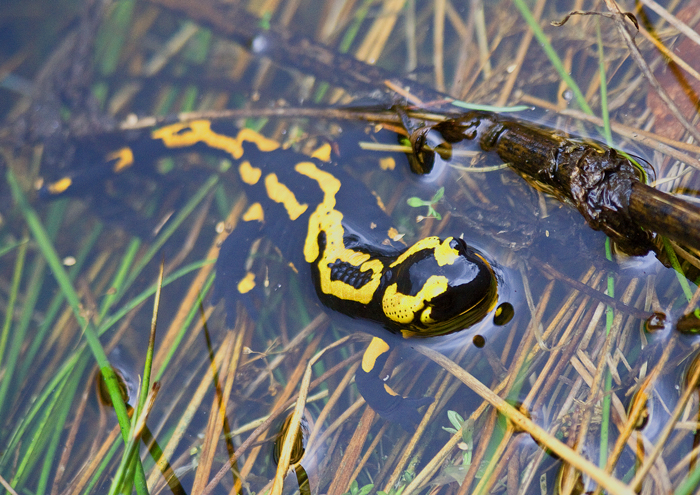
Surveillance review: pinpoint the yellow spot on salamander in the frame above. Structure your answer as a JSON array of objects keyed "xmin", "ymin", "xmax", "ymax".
[
  {"xmin": 152, "ymin": 120, "xmax": 279, "ymax": 159},
  {"xmin": 379, "ymin": 157, "xmax": 395, "ymax": 170},
  {"xmin": 382, "ymin": 275, "xmax": 449, "ymax": 324},
  {"xmin": 264, "ymin": 173, "xmax": 308, "ymax": 220},
  {"xmin": 239, "ymin": 161, "xmax": 262, "ymax": 185},
  {"xmin": 434, "ymin": 237, "xmax": 459, "ymax": 266},
  {"xmin": 107, "ymin": 147, "xmax": 135, "ymax": 173},
  {"xmin": 237, "ymin": 272, "xmax": 256, "ymax": 294},
  {"xmin": 242, "ymin": 202, "xmax": 265, "ymax": 222},
  {"xmin": 295, "ymin": 162, "xmax": 384, "ymax": 305},
  {"xmin": 310, "ymin": 143, "xmax": 332, "ymax": 162},
  {"xmin": 362, "ymin": 337, "xmax": 390, "ymax": 373},
  {"xmin": 389, "ymin": 237, "xmax": 440, "ymax": 268},
  {"xmin": 47, "ymin": 177, "xmax": 73, "ymax": 195},
  {"xmin": 384, "ymin": 384, "xmax": 399, "ymax": 396},
  {"xmin": 420, "ymin": 307, "xmax": 436, "ymax": 324},
  {"xmin": 388, "ymin": 237, "xmax": 458, "ymax": 268},
  {"xmin": 387, "ymin": 227, "xmax": 399, "ymax": 241}
]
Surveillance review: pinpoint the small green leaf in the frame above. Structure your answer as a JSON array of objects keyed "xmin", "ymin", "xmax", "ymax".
[
  {"xmin": 443, "ymin": 465, "xmax": 467, "ymax": 486},
  {"xmin": 431, "ymin": 187, "xmax": 445, "ymax": 203},
  {"xmin": 427, "ymin": 206, "xmax": 441, "ymax": 220},
  {"xmin": 259, "ymin": 12, "xmax": 272, "ymax": 30},
  {"xmin": 442, "ymin": 427, "xmax": 459, "ymax": 434},
  {"xmin": 408, "ymin": 188, "xmax": 444, "ymax": 219},
  {"xmin": 357, "ymin": 484, "xmax": 374, "ymax": 495},
  {"xmin": 406, "ymin": 197, "xmax": 425, "ymax": 207},
  {"xmin": 447, "ymin": 410, "xmax": 465, "ymax": 430},
  {"xmin": 462, "ymin": 418, "xmax": 474, "ymax": 444}
]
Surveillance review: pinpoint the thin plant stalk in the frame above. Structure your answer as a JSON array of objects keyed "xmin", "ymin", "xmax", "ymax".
[{"xmin": 6, "ymin": 168, "xmax": 149, "ymax": 495}]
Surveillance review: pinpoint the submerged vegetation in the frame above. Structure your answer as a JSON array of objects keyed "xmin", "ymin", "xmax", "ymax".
[{"xmin": 2, "ymin": 0, "xmax": 700, "ymax": 494}]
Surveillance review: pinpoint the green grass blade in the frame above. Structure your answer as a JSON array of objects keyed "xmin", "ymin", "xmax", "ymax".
[
  {"xmin": 121, "ymin": 263, "xmax": 163, "ymax": 492},
  {"xmin": 181, "ymin": 85, "xmax": 199, "ymax": 113},
  {"xmin": 83, "ymin": 438, "xmax": 123, "ymax": 495},
  {"xmin": 0, "ymin": 352, "xmax": 82, "ymax": 469},
  {"xmin": 109, "ymin": 395, "xmax": 142, "ymax": 495},
  {"xmin": 98, "ymin": 258, "xmax": 215, "ymax": 336},
  {"xmin": 511, "ymin": 0, "xmax": 593, "ymax": 115},
  {"xmin": 339, "ymin": 0, "xmax": 374, "ymax": 54},
  {"xmin": 0, "ymin": 234, "xmax": 27, "ymax": 390},
  {"xmin": 99, "ymin": 237, "xmax": 141, "ymax": 322},
  {"xmin": 675, "ymin": 462, "xmax": 700, "ymax": 495},
  {"xmin": 599, "ymin": 238, "xmax": 614, "ymax": 469},
  {"xmin": 596, "ymin": 26, "xmax": 614, "ymax": 468},
  {"xmin": 662, "ymin": 237, "xmax": 694, "ymax": 303},
  {"xmin": 0, "ymin": 238, "xmax": 28, "ymax": 258},
  {"xmin": 116, "ymin": 175, "xmax": 219, "ymax": 306},
  {"xmin": 155, "ymin": 271, "xmax": 215, "ymax": 381},
  {"xmin": 6, "ymin": 168, "xmax": 149, "ymax": 495},
  {"xmin": 11, "ymin": 363, "xmax": 77, "ymax": 487},
  {"xmin": 94, "ymin": 0, "xmax": 136, "ymax": 76},
  {"xmin": 35, "ymin": 359, "xmax": 86, "ymax": 495},
  {"xmin": 138, "ymin": 261, "xmax": 162, "ymax": 418},
  {"xmin": 15, "ymin": 199, "xmax": 71, "ymax": 356},
  {"xmin": 183, "ymin": 28, "xmax": 212, "ymax": 64},
  {"xmin": 18, "ymin": 223, "xmax": 103, "ymax": 382},
  {"xmin": 596, "ymin": 22, "xmax": 613, "ymax": 145}
]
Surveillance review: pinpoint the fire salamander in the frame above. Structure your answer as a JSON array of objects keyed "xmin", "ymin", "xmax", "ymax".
[{"xmin": 41, "ymin": 120, "xmax": 509, "ymax": 430}]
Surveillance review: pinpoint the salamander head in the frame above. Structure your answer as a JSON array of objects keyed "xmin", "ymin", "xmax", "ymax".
[{"xmin": 382, "ymin": 237, "xmax": 498, "ymax": 336}]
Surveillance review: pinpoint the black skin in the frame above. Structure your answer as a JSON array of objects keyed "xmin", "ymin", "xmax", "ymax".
[{"xmin": 40, "ymin": 121, "xmax": 504, "ymax": 430}]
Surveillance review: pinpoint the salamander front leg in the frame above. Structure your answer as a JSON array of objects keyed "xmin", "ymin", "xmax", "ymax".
[
  {"xmin": 354, "ymin": 337, "xmax": 433, "ymax": 431},
  {"xmin": 213, "ymin": 204, "xmax": 267, "ymax": 327}
]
